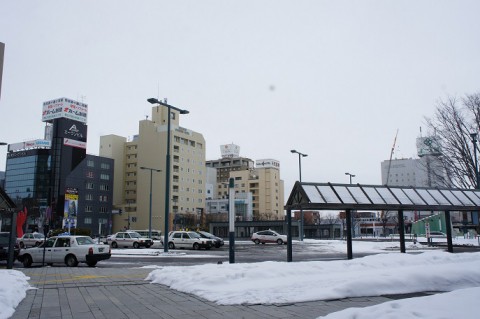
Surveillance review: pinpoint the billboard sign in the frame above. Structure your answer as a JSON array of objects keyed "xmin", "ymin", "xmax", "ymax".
[
  {"xmin": 63, "ymin": 188, "xmax": 78, "ymax": 229},
  {"xmin": 221, "ymin": 143, "xmax": 240, "ymax": 158},
  {"xmin": 417, "ymin": 136, "xmax": 442, "ymax": 157},
  {"xmin": 256, "ymin": 159, "xmax": 280, "ymax": 169},
  {"xmin": 64, "ymin": 138, "xmax": 87, "ymax": 149},
  {"xmin": 8, "ymin": 139, "xmax": 51, "ymax": 152},
  {"xmin": 42, "ymin": 97, "xmax": 88, "ymax": 123}
]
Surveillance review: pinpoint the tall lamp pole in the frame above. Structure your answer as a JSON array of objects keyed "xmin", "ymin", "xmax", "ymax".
[
  {"xmin": 470, "ymin": 133, "xmax": 479, "ymax": 189},
  {"xmin": 291, "ymin": 149, "xmax": 307, "ymax": 241},
  {"xmin": 140, "ymin": 167, "xmax": 161, "ymax": 240},
  {"xmin": 345, "ymin": 172, "xmax": 355, "ymax": 184},
  {"xmin": 148, "ymin": 98, "xmax": 189, "ymax": 252}
]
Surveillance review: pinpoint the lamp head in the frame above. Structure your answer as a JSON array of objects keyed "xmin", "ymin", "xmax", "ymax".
[
  {"xmin": 147, "ymin": 98, "xmax": 159, "ymax": 104},
  {"xmin": 290, "ymin": 150, "xmax": 296, "ymax": 153}
]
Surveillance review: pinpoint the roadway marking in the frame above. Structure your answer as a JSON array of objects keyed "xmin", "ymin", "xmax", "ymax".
[{"xmin": 27, "ymin": 272, "xmax": 150, "ymax": 285}]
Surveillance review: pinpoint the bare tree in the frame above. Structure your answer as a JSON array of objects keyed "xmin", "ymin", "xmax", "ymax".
[{"xmin": 424, "ymin": 93, "xmax": 480, "ymax": 189}]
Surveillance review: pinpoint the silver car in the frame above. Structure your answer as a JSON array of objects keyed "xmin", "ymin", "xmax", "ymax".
[{"xmin": 17, "ymin": 232, "xmax": 45, "ymax": 248}]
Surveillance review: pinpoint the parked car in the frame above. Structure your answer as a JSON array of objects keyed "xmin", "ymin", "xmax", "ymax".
[
  {"xmin": 17, "ymin": 232, "xmax": 45, "ymax": 248},
  {"xmin": 131, "ymin": 229, "xmax": 162, "ymax": 240},
  {"xmin": 251, "ymin": 230, "xmax": 287, "ymax": 245},
  {"xmin": 17, "ymin": 235, "xmax": 111, "ymax": 267},
  {"xmin": 196, "ymin": 231, "xmax": 224, "ymax": 248},
  {"xmin": 0, "ymin": 232, "xmax": 20, "ymax": 261},
  {"xmin": 168, "ymin": 231, "xmax": 213, "ymax": 250},
  {"xmin": 107, "ymin": 231, "xmax": 153, "ymax": 248}
]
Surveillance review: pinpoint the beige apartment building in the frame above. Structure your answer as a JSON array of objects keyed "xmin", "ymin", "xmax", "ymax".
[
  {"xmin": 207, "ymin": 153, "xmax": 284, "ymax": 220},
  {"xmin": 100, "ymin": 104, "xmax": 206, "ymax": 233}
]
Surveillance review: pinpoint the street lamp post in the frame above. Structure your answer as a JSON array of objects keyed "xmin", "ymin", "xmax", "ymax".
[
  {"xmin": 147, "ymin": 98, "xmax": 189, "ymax": 252},
  {"xmin": 140, "ymin": 166, "xmax": 161, "ymax": 240},
  {"xmin": 291, "ymin": 149, "xmax": 307, "ymax": 241},
  {"xmin": 470, "ymin": 133, "xmax": 479, "ymax": 189},
  {"xmin": 345, "ymin": 172, "xmax": 356, "ymax": 237}
]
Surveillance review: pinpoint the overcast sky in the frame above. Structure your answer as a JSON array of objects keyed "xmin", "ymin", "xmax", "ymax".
[{"xmin": 1, "ymin": 0, "xmax": 480, "ymax": 197}]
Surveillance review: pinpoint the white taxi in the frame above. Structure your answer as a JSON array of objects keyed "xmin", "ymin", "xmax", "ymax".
[{"xmin": 18, "ymin": 235, "xmax": 111, "ymax": 267}]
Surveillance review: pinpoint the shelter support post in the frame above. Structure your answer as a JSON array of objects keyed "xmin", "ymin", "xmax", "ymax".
[
  {"xmin": 445, "ymin": 210, "xmax": 453, "ymax": 253},
  {"xmin": 346, "ymin": 209, "xmax": 353, "ymax": 259},
  {"xmin": 398, "ymin": 210, "xmax": 406, "ymax": 253},
  {"xmin": 287, "ymin": 209, "xmax": 292, "ymax": 262},
  {"xmin": 7, "ymin": 211, "xmax": 17, "ymax": 269}
]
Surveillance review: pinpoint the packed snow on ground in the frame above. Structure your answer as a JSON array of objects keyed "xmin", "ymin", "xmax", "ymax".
[{"xmin": 2, "ymin": 239, "xmax": 480, "ymax": 319}]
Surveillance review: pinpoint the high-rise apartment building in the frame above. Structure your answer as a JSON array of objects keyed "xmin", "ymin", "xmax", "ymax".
[
  {"xmin": 100, "ymin": 104, "xmax": 206, "ymax": 233},
  {"xmin": 206, "ymin": 145, "xmax": 284, "ymax": 220}
]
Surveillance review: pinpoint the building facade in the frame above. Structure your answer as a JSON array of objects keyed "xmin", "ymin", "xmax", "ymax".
[
  {"xmin": 100, "ymin": 104, "xmax": 206, "ymax": 233},
  {"xmin": 2, "ymin": 98, "xmax": 114, "ymax": 236},
  {"xmin": 206, "ymin": 146, "xmax": 284, "ymax": 221}
]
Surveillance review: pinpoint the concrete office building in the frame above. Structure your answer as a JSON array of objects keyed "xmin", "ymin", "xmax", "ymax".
[
  {"xmin": 100, "ymin": 103, "xmax": 206, "ymax": 233},
  {"xmin": 3, "ymin": 98, "xmax": 114, "ymax": 235}
]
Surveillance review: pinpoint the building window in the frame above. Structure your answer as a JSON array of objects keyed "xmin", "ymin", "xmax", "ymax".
[
  {"xmin": 99, "ymin": 195, "xmax": 108, "ymax": 202},
  {"xmin": 87, "ymin": 160, "xmax": 94, "ymax": 167},
  {"xmin": 85, "ymin": 206, "xmax": 93, "ymax": 212},
  {"xmin": 101, "ymin": 163, "xmax": 110, "ymax": 169},
  {"xmin": 86, "ymin": 171, "xmax": 94, "ymax": 178},
  {"xmin": 100, "ymin": 174, "xmax": 110, "ymax": 180},
  {"xmin": 84, "ymin": 217, "xmax": 92, "ymax": 224},
  {"xmin": 100, "ymin": 207, "xmax": 108, "ymax": 213},
  {"xmin": 98, "ymin": 218, "xmax": 108, "ymax": 224},
  {"xmin": 99, "ymin": 184, "xmax": 109, "ymax": 191},
  {"xmin": 86, "ymin": 194, "xmax": 93, "ymax": 201},
  {"xmin": 86, "ymin": 182, "xmax": 94, "ymax": 190}
]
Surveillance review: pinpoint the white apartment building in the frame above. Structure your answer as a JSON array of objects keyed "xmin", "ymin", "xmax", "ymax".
[{"xmin": 100, "ymin": 104, "xmax": 206, "ymax": 233}]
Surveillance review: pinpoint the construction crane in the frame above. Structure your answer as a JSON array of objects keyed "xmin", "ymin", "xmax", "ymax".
[{"xmin": 385, "ymin": 129, "xmax": 399, "ymax": 185}]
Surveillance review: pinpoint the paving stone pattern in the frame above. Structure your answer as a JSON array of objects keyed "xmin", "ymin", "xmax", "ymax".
[{"xmin": 11, "ymin": 267, "xmax": 401, "ymax": 319}]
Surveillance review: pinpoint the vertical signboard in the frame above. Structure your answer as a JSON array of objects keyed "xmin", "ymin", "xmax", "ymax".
[{"xmin": 63, "ymin": 188, "xmax": 78, "ymax": 229}]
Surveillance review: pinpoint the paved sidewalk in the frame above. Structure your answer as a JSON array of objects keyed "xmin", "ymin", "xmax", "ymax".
[{"xmin": 11, "ymin": 267, "xmax": 422, "ymax": 319}]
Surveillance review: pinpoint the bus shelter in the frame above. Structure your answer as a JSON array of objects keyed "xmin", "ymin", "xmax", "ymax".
[{"xmin": 284, "ymin": 182, "xmax": 480, "ymax": 262}]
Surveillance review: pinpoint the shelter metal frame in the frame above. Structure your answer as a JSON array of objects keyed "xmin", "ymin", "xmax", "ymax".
[{"xmin": 284, "ymin": 182, "xmax": 480, "ymax": 261}]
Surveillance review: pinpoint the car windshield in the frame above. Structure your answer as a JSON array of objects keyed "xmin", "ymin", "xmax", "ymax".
[
  {"xmin": 188, "ymin": 232, "xmax": 201, "ymax": 239},
  {"xmin": 33, "ymin": 233, "xmax": 45, "ymax": 239},
  {"xmin": 75, "ymin": 237, "xmax": 95, "ymax": 245}
]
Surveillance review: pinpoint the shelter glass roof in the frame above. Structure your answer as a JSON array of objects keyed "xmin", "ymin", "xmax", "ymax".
[{"xmin": 286, "ymin": 182, "xmax": 480, "ymax": 211}]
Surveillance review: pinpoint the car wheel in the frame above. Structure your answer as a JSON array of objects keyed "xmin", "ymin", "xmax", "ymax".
[
  {"xmin": 254, "ymin": 239, "xmax": 260, "ymax": 245},
  {"xmin": 277, "ymin": 239, "xmax": 284, "ymax": 245},
  {"xmin": 111, "ymin": 242, "xmax": 118, "ymax": 248},
  {"xmin": 22, "ymin": 255, "xmax": 32, "ymax": 268},
  {"xmin": 193, "ymin": 243, "xmax": 200, "ymax": 250},
  {"xmin": 65, "ymin": 255, "xmax": 79, "ymax": 267},
  {"xmin": 19, "ymin": 242, "xmax": 25, "ymax": 249},
  {"xmin": 87, "ymin": 261, "xmax": 97, "ymax": 267},
  {"xmin": 168, "ymin": 242, "xmax": 175, "ymax": 249},
  {"xmin": 133, "ymin": 242, "xmax": 140, "ymax": 249}
]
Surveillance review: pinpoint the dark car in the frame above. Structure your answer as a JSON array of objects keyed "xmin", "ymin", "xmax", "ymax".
[
  {"xmin": 0, "ymin": 232, "xmax": 19, "ymax": 261},
  {"xmin": 196, "ymin": 231, "xmax": 224, "ymax": 248}
]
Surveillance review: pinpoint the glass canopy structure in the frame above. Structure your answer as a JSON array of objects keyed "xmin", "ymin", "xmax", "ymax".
[{"xmin": 284, "ymin": 182, "xmax": 480, "ymax": 261}]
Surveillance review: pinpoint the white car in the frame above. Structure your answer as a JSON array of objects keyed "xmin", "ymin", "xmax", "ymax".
[
  {"xmin": 17, "ymin": 232, "xmax": 45, "ymax": 248},
  {"xmin": 251, "ymin": 230, "xmax": 287, "ymax": 245},
  {"xmin": 107, "ymin": 231, "xmax": 153, "ymax": 248},
  {"xmin": 18, "ymin": 235, "xmax": 111, "ymax": 267},
  {"xmin": 168, "ymin": 231, "xmax": 213, "ymax": 250}
]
